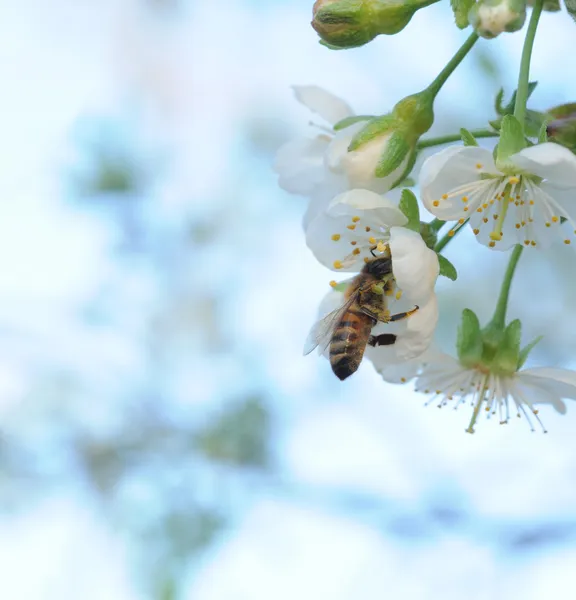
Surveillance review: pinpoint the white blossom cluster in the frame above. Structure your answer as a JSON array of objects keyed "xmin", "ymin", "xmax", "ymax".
[{"xmin": 274, "ymin": 84, "xmax": 576, "ymax": 433}]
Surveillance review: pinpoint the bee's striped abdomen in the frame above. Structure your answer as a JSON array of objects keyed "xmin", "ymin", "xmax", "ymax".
[{"xmin": 329, "ymin": 309, "xmax": 374, "ymax": 380}]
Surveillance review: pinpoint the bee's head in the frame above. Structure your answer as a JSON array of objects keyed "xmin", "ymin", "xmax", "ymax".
[{"xmin": 365, "ymin": 256, "xmax": 392, "ymax": 279}]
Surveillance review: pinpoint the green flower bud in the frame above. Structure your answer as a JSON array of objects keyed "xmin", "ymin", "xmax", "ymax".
[
  {"xmin": 546, "ymin": 103, "xmax": 576, "ymax": 153},
  {"xmin": 311, "ymin": 0, "xmax": 440, "ymax": 49},
  {"xmin": 468, "ymin": 0, "xmax": 526, "ymax": 38},
  {"xmin": 344, "ymin": 90, "xmax": 435, "ymax": 187}
]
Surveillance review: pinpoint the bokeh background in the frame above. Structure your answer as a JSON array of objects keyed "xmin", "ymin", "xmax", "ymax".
[{"xmin": 3, "ymin": 1, "xmax": 576, "ymax": 598}]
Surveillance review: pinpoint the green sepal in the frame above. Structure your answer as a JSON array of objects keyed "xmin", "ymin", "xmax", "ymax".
[
  {"xmin": 460, "ymin": 128, "xmax": 479, "ymax": 146},
  {"xmin": 450, "ymin": 0, "xmax": 475, "ymax": 27},
  {"xmin": 565, "ymin": 0, "xmax": 576, "ymax": 22},
  {"xmin": 538, "ymin": 117, "xmax": 549, "ymax": 143},
  {"xmin": 517, "ymin": 334, "xmax": 544, "ymax": 369},
  {"xmin": 332, "ymin": 281, "xmax": 350, "ymax": 293},
  {"xmin": 399, "ymin": 189, "xmax": 420, "ymax": 232},
  {"xmin": 457, "ymin": 308, "xmax": 483, "ymax": 368},
  {"xmin": 492, "ymin": 319, "xmax": 522, "ymax": 375},
  {"xmin": 496, "ymin": 115, "xmax": 526, "ymax": 169},
  {"xmin": 375, "ymin": 132, "xmax": 410, "ymax": 178},
  {"xmin": 347, "ymin": 115, "xmax": 396, "ymax": 152},
  {"xmin": 419, "ymin": 222, "xmax": 438, "ymax": 250},
  {"xmin": 437, "ymin": 254, "xmax": 458, "ymax": 280},
  {"xmin": 489, "ymin": 118, "xmax": 502, "ymax": 131},
  {"xmin": 333, "ymin": 115, "xmax": 374, "ymax": 131}
]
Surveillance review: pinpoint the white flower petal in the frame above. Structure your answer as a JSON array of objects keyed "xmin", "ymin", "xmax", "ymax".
[
  {"xmin": 513, "ymin": 376, "xmax": 568, "ymax": 415},
  {"xmin": 389, "ymin": 227, "xmax": 439, "ymax": 304},
  {"xmin": 365, "ymin": 293, "xmax": 438, "ymax": 367},
  {"xmin": 374, "ymin": 346, "xmax": 442, "ymax": 383},
  {"xmin": 538, "ymin": 183, "xmax": 576, "ymax": 237},
  {"xmin": 325, "ymin": 122, "xmax": 365, "ymax": 173},
  {"xmin": 274, "ymin": 136, "xmax": 331, "ymax": 195},
  {"xmin": 511, "ymin": 143, "xmax": 576, "ymax": 188},
  {"xmin": 292, "ymin": 85, "xmax": 353, "ymax": 125},
  {"xmin": 419, "ymin": 146, "xmax": 498, "ymax": 220}
]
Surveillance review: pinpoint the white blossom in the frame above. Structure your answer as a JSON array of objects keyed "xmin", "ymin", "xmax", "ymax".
[
  {"xmin": 274, "ymin": 86, "xmax": 402, "ymax": 225},
  {"xmin": 376, "ymin": 350, "xmax": 576, "ymax": 432},
  {"xmin": 419, "ymin": 142, "xmax": 576, "ymax": 250}
]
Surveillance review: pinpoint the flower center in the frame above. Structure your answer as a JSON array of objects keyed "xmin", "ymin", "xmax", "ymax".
[{"xmin": 330, "ymin": 213, "xmax": 390, "ymax": 269}]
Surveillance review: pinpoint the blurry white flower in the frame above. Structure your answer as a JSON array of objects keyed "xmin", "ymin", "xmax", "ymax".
[
  {"xmin": 378, "ymin": 350, "xmax": 576, "ymax": 433},
  {"xmin": 305, "ymin": 189, "xmax": 409, "ymax": 272},
  {"xmin": 274, "ymin": 86, "xmax": 397, "ymax": 225},
  {"xmin": 419, "ymin": 142, "xmax": 576, "ymax": 250}
]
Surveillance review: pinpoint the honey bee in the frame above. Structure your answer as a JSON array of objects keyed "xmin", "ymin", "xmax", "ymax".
[{"xmin": 304, "ymin": 255, "xmax": 419, "ymax": 380}]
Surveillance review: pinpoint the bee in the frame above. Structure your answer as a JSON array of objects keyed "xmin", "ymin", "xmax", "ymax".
[{"xmin": 304, "ymin": 255, "xmax": 419, "ymax": 380}]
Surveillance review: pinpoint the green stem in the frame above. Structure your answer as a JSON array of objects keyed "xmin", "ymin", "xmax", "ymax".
[
  {"xmin": 487, "ymin": 244, "xmax": 524, "ymax": 330},
  {"xmin": 434, "ymin": 219, "xmax": 468, "ymax": 253},
  {"xmin": 417, "ymin": 129, "xmax": 498, "ymax": 150},
  {"xmin": 514, "ymin": 0, "xmax": 544, "ymax": 128},
  {"xmin": 425, "ymin": 33, "xmax": 479, "ymax": 99}
]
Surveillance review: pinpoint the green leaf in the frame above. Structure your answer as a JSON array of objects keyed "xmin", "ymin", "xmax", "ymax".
[
  {"xmin": 493, "ymin": 319, "xmax": 522, "ymax": 374},
  {"xmin": 525, "ymin": 109, "xmax": 547, "ymax": 138},
  {"xmin": 538, "ymin": 117, "xmax": 549, "ymax": 143},
  {"xmin": 460, "ymin": 128, "xmax": 479, "ymax": 146},
  {"xmin": 347, "ymin": 115, "xmax": 396, "ymax": 151},
  {"xmin": 565, "ymin": 0, "xmax": 576, "ymax": 20},
  {"xmin": 457, "ymin": 309, "xmax": 483, "ymax": 368},
  {"xmin": 503, "ymin": 81, "xmax": 538, "ymax": 114},
  {"xmin": 333, "ymin": 115, "xmax": 374, "ymax": 131},
  {"xmin": 437, "ymin": 254, "xmax": 458, "ymax": 280},
  {"xmin": 496, "ymin": 115, "xmax": 526, "ymax": 168},
  {"xmin": 518, "ymin": 335, "xmax": 544, "ymax": 369},
  {"xmin": 399, "ymin": 189, "xmax": 420, "ymax": 231},
  {"xmin": 450, "ymin": 0, "xmax": 475, "ymax": 27}
]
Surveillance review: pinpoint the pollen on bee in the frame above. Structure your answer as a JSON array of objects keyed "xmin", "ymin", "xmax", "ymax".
[
  {"xmin": 329, "ymin": 280, "xmax": 337, "ymax": 288},
  {"xmin": 376, "ymin": 242, "xmax": 387, "ymax": 253},
  {"xmin": 509, "ymin": 176, "xmax": 520, "ymax": 185},
  {"xmin": 347, "ymin": 224, "xmax": 356, "ymax": 230},
  {"xmin": 331, "ymin": 234, "xmax": 341, "ymax": 241},
  {"xmin": 352, "ymin": 248, "xmax": 361, "ymax": 255},
  {"xmin": 333, "ymin": 260, "xmax": 343, "ymax": 269},
  {"xmin": 432, "ymin": 200, "xmax": 440, "ymax": 207},
  {"xmin": 368, "ymin": 236, "xmax": 377, "ymax": 245},
  {"xmin": 351, "ymin": 216, "xmax": 360, "ymax": 222}
]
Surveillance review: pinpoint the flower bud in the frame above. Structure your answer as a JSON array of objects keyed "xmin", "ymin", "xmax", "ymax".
[
  {"xmin": 546, "ymin": 103, "xmax": 576, "ymax": 153},
  {"xmin": 468, "ymin": 0, "xmax": 526, "ymax": 39},
  {"xmin": 342, "ymin": 90, "xmax": 434, "ymax": 188},
  {"xmin": 311, "ymin": 0, "xmax": 439, "ymax": 49}
]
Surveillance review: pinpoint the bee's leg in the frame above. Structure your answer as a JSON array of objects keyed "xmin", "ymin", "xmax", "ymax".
[
  {"xmin": 368, "ymin": 333, "xmax": 397, "ymax": 347},
  {"xmin": 386, "ymin": 305, "xmax": 419, "ymax": 322},
  {"xmin": 369, "ymin": 245, "xmax": 377, "ymax": 257}
]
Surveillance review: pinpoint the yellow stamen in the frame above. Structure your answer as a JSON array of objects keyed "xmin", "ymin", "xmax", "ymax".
[
  {"xmin": 376, "ymin": 242, "xmax": 387, "ymax": 253},
  {"xmin": 433, "ymin": 200, "xmax": 440, "ymax": 207},
  {"xmin": 329, "ymin": 280, "xmax": 337, "ymax": 288},
  {"xmin": 476, "ymin": 163, "xmax": 483, "ymax": 169},
  {"xmin": 368, "ymin": 236, "xmax": 377, "ymax": 245},
  {"xmin": 565, "ymin": 239, "xmax": 571, "ymax": 245},
  {"xmin": 462, "ymin": 196, "xmax": 468, "ymax": 203},
  {"xmin": 508, "ymin": 176, "xmax": 520, "ymax": 185},
  {"xmin": 395, "ymin": 290, "xmax": 402, "ymax": 300},
  {"xmin": 352, "ymin": 248, "xmax": 361, "ymax": 255},
  {"xmin": 333, "ymin": 260, "xmax": 343, "ymax": 269},
  {"xmin": 346, "ymin": 224, "xmax": 356, "ymax": 230},
  {"xmin": 489, "ymin": 241, "xmax": 495, "ymax": 247},
  {"xmin": 331, "ymin": 234, "xmax": 341, "ymax": 241},
  {"xmin": 552, "ymin": 216, "xmax": 559, "ymax": 223},
  {"xmin": 365, "ymin": 226, "xmax": 371, "ymax": 232},
  {"xmin": 350, "ymin": 241, "xmax": 357, "ymax": 245},
  {"xmin": 351, "ymin": 216, "xmax": 360, "ymax": 222},
  {"xmin": 442, "ymin": 194, "xmax": 448, "ymax": 200}
]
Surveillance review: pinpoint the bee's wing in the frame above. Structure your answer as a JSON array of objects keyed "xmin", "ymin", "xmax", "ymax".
[{"xmin": 303, "ymin": 293, "xmax": 357, "ymax": 356}]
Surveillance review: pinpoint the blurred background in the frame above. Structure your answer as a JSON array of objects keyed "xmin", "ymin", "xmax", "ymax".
[{"xmin": 3, "ymin": 1, "xmax": 576, "ymax": 598}]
